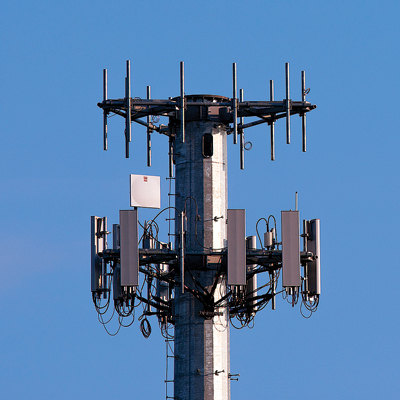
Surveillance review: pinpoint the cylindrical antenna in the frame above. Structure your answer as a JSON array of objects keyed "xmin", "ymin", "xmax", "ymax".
[
  {"xmin": 295, "ymin": 191, "xmax": 298, "ymax": 211},
  {"xmin": 285, "ymin": 62, "xmax": 291, "ymax": 144},
  {"xmin": 147, "ymin": 85, "xmax": 152, "ymax": 167},
  {"xmin": 301, "ymin": 70, "xmax": 307, "ymax": 152},
  {"xmin": 125, "ymin": 60, "xmax": 131, "ymax": 158},
  {"xmin": 180, "ymin": 61, "xmax": 185, "ymax": 143},
  {"xmin": 239, "ymin": 88, "xmax": 244, "ymax": 169},
  {"xmin": 232, "ymin": 63, "xmax": 238, "ymax": 144},
  {"xmin": 103, "ymin": 69, "xmax": 108, "ymax": 151},
  {"xmin": 270, "ymin": 79, "xmax": 275, "ymax": 161}
]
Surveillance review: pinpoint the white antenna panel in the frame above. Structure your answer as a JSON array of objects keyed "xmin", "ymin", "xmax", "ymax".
[{"xmin": 130, "ymin": 174, "xmax": 161, "ymax": 209}]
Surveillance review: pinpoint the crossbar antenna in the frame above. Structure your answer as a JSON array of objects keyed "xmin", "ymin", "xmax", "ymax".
[
  {"xmin": 232, "ymin": 63, "xmax": 238, "ymax": 144},
  {"xmin": 125, "ymin": 60, "xmax": 131, "ymax": 158},
  {"xmin": 103, "ymin": 69, "xmax": 108, "ymax": 150},
  {"xmin": 285, "ymin": 62, "xmax": 291, "ymax": 144},
  {"xmin": 301, "ymin": 71, "xmax": 307, "ymax": 152},
  {"xmin": 180, "ymin": 61, "xmax": 185, "ymax": 143},
  {"xmin": 270, "ymin": 79, "xmax": 275, "ymax": 161},
  {"xmin": 239, "ymin": 88, "xmax": 244, "ymax": 169},
  {"xmin": 147, "ymin": 85, "xmax": 152, "ymax": 166}
]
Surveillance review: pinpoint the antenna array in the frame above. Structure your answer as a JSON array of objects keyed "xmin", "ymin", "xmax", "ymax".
[
  {"xmin": 91, "ymin": 61, "xmax": 320, "ymax": 400},
  {"xmin": 99, "ymin": 61, "xmax": 316, "ymax": 169}
]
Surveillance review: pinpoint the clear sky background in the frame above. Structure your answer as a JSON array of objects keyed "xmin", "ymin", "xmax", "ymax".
[{"xmin": 1, "ymin": 1, "xmax": 399, "ymax": 399}]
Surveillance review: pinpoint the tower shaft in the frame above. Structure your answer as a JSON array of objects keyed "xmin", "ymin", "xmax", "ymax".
[{"xmin": 173, "ymin": 96, "xmax": 230, "ymax": 400}]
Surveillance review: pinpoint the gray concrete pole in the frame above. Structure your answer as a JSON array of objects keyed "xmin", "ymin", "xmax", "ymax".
[{"xmin": 173, "ymin": 95, "xmax": 230, "ymax": 400}]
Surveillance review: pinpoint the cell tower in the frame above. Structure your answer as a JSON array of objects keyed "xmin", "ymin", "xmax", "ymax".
[{"xmin": 91, "ymin": 61, "xmax": 320, "ymax": 400}]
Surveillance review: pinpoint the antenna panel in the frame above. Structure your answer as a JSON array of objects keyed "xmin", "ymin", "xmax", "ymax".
[
  {"xmin": 120, "ymin": 209, "xmax": 139, "ymax": 287},
  {"xmin": 130, "ymin": 174, "xmax": 161, "ymax": 209},
  {"xmin": 157, "ymin": 243, "xmax": 170, "ymax": 305},
  {"xmin": 91, "ymin": 216, "xmax": 105, "ymax": 292},
  {"xmin": 113, "ymin": 224, "xmax": 120, "ymax": 249},
  {"xmin": 246, "ymin": 236, "xmax": 257, "ymax": 313},
  {"xmin": 113, "ymin": 263, "xmax": 123, "ymax": 300},
  {"xmin": 227, "ymin": 209, "xmax": 246, "ymax": 286},
  {"xmin": 281, "ymin": 211, "xmax": 300, "ymax": 288},
  {"xmin": 306, "ymin": 219, "xmax": 321, "ymax": 295}
]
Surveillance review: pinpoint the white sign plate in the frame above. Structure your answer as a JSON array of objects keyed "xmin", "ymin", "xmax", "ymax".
[{"xmin": 130, "ymin": 174, "xmax": 161, "ymax": 209}]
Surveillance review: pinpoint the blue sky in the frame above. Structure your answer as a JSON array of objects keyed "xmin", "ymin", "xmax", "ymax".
[{"xmin": 1, "ymin": 1, "xmax": 399, "ymax": 399}]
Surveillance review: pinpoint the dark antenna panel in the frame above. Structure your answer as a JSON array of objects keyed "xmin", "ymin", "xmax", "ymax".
[
  {"xmin": 281, "ymin": 210, "xmax": 300, "ymax": 290},
  {"xmin": 227, "ymin": 209, "xmax": 246, "ymax": 286},
  {"xmin": 306, "ymin": 219, "xmax": 321, "ymax": 295},
  {"xmin": 120, "ymin": 209, "xmax": 139, "ymax": 287}
]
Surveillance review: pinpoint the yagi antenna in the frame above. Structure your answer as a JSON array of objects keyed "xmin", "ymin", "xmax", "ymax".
[
  {"xmin": 103, "ymin": 69, "xmax": 108, "ymax": 151},
  {"xmin": 125, "ymin": 60, "xmax": 131, "ymax": 158}
]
